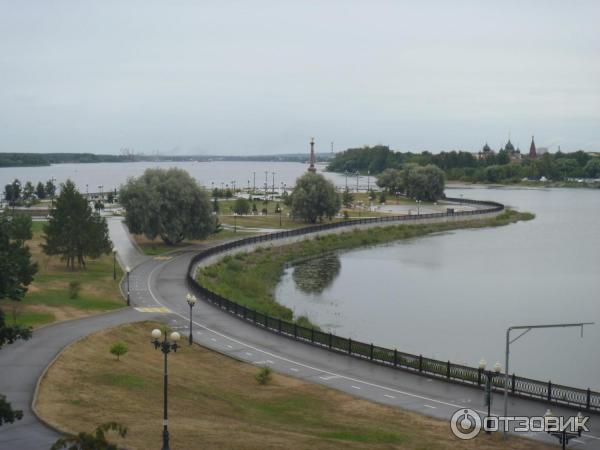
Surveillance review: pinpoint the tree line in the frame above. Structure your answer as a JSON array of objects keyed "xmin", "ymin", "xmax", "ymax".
[
  {"xmin": 4, "ymin": 179, "xmax": 57, "ymax": 206},
  {"xmin": 327, "ymin": 145, "xmax": 600, "ymax": 183},
  {"xmin": 376, "ymin": 164, "xmax": 445, "ymax": 202},
  {"xmin": 0, "ymin": 152, "xmax": 128, "ymax": 168}
]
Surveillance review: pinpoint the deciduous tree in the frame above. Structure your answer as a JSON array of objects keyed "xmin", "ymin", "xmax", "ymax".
[
  {"xmin": 50, "ymin": 421, "xmax": 128, "ymax": 450},
  {"xmin": 289, "ymin": 173, "xmax": 340, "ymax": 223},
  {"xmin": 232, "ymin": 198, "xmax": 250, "ymax": 215},
  {"xmin": 119, "ymin": 168, "xmax": 213, "ymax": 245}
]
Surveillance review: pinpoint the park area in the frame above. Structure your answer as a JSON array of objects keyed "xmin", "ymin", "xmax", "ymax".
[{"xmin": 35, "ymin": 321, "xmax": 554, "ymax": 450}]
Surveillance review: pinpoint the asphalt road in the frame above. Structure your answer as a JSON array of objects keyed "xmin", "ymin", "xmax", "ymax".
[
  {"xmin": 137, "ymin": 249, "xmax": 600, "ymax": 449},
  {"xmin": 1, "ymin": 216, "xmax": 598, "ymax": 449},
  {"xmin": 0, "ymin": 308, "xmax": 160, "ymax": 450}
]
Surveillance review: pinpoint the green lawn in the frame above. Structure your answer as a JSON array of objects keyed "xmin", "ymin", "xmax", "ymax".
[{"xmin": 0, "ymin": 221, "xmax": 125, "ymax": 328}]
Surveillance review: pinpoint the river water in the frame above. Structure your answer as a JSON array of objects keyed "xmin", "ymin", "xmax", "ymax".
[
  {"xmin": 0, "ymin": 161, "xmax": 343, "ymax": 194},
  {"xmin": 276, "ymin": 187, "xmax": 600, "ymax": 390}
]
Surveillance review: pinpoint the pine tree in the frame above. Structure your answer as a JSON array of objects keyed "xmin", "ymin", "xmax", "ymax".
[{"xmin": 43, "ymin": 180, "xmax": 112, "ymax": 269}]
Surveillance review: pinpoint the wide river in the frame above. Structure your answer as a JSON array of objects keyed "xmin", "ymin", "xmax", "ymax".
[
  {"xmin": 2, "ymin": 162, "xmax": 598, "ymax": 389},
  {"xmin": 276, "ymin": 186, "xmax": 600, "ymax": 391}
]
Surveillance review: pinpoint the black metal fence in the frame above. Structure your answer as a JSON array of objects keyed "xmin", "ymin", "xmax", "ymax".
[{"xmin": 186, "ymin": 197, "xmax": 600, "ymax": 413}]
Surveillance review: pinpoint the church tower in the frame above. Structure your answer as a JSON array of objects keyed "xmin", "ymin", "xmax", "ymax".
[
  {"xmin": 529, "ymin": 136, "xmax": 537, "ymax": 159},
  {"xmin": 308, "ymin": 138, "xmax": 316, "ymax": 173}
]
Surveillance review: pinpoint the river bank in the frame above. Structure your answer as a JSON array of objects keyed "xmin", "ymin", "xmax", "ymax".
[{"xmin": 197, "ymin": 209, "xmax": 533, "ymax": 327}]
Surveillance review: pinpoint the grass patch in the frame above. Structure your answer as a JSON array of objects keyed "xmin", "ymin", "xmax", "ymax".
[
  {"xmin": 319, "ymin": 429, "xmax": 406, "ymax": 444},
  {"xmin": 35, "ymin": 322, "xmax": 552, "ymax": 450},
  {"xmin": 95, "ymin": 373, "xmax": 149, "ymax": 389},
  {"xmin": 134, "ymin": 230, "xmax": 251, "ymax": 256},
  {"xmin": 197, "ymin": 209, "xmax": 534, "ymax": 325},
  {"xmin": 0, "ymin": 221, "xmax": 125, "ymax": 328},
  {"xmin": 9, "ymin": 311, "xmax": 55, "ymax": 328}
]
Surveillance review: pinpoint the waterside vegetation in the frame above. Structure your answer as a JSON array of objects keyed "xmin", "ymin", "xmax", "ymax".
[{"xmin": 197, "ymin": 210, "xmax": 534, "ymax": 326}]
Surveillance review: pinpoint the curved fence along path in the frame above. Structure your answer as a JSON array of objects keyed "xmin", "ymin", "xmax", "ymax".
[{"xmin": 186, "ymin": 197, "xmax": 599, "ymax": 413}]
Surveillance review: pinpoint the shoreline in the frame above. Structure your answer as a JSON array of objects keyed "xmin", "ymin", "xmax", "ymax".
[{"xmin": 197, "ymin": 209, "xmax": 533, "ymax": 327}]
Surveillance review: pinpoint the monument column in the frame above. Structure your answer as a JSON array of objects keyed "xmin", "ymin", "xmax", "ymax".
[{"xmin": 308, "ymin": 137, "xmax": 316, "ymax": 173}]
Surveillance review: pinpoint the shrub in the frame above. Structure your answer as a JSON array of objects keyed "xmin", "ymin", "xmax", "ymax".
[
  {"xmin": 68, "ymin": 281, "xmax": 81, "ymax": 299},
  {"xmin": 255, "ymin": 366, "xmax": 272, "ymax": 385},
  {"xmin": 233, "ymin": 197, "xmax": 251, "ymax": 215},
  {"xmin": 109, "ymin": 341, "xmax": 128, "ymax": 361}
]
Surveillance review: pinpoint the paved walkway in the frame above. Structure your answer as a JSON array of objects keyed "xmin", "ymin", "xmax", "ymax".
[
  {"xmin": 0, "ymin": 308, "xmax": 155, "ymax": 450},
  {"xmin": 1, "ymin": 213, "xmax": 599, "ymax": 449},
  {"xmin": 106, "ymin": 217, "xmax": 150, "ymax": 269}
]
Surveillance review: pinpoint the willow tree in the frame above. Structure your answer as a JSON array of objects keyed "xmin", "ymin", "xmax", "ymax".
[
  {"xmin": 289, "ymin": 173, "xmax": 341, "ymax": 223},
  {"xmin": 119, "ymin": 168, "xmax": 213, "ymax": 245},
  {"xmin": 43, "ymin": 180, "xmax": 112, "ymax": 269}
]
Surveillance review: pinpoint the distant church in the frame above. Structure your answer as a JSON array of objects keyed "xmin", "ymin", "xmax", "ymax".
[{"xmin": 478, "ymin": 136, "xmax": 538, "ymax": 161}]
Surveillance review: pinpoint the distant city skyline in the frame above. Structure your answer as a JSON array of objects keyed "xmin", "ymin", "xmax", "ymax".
[{"xmin": 1, "ymin": 1, "xmax": 599, "ymax": 155}]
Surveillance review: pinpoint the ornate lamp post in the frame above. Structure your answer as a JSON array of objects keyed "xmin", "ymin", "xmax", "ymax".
[
  {"xmin": 544, "ymin": 409, "xmax": 586, "ymax": 450},
  {"xmin": 478, "ymin": 359, "xmax": 502, "ymax": 433},
  {"xmin": 186, "ymin": 294, "xmax": 197, "ymax": 345},
  {"xmin": 151, "ymin": 328, "xmax": 181, "ymax": 450},
  {"xmin": 125, "ymin": 266, "xmax": 131, "ymax": 306},
  {"xmin": 112, "ymin": 248, "xmax": 117, "ymax": 280}
]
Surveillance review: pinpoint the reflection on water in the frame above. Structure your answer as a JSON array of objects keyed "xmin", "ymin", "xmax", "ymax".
[
  {"xmin": 292, "ymin": 254, "xmax": 341, "ymax": 295},
  {"xmin": 275, "ymin": 187, "xmax": 600, "ymax": 390}
]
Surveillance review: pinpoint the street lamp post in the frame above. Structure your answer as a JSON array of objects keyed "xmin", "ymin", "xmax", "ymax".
[
  {"xmin": 112, "ymin": 248, "xmax": 117, "ymax": 280},
  {"xmin": 478, "ymin": 359, "xmax": 502, "ymax": 433},
  {"xmin": 544, "ymin": 410, "xmax": 586, "ymax": 450},
  {"xmin": 126, "ymin": 266, "xmax": 131, "ymax": 306},
  {"xmin": 150, "ymin": 328, "xmax": 181, "ymax": 450},
  {"xmin": 279, "ymin": 207, "xmax": 282, "ymax": 227},
  {"xmin": 233, "ymin": 213, "xmax": 237, "ymax": 233},
  {"xmin": 272, "ymin": 171, "xmax": 275, "ymax": 195},
  {"xmin": 502, "ymin": 322, "xmax": 594, "ymax": 440},
  {"xmin": 186, "ymin": 294, "xmax": 197, "ymax": 345},
  {"xmin": 416, "ymin": 199, "xmax": 421, "ymax": 215}
]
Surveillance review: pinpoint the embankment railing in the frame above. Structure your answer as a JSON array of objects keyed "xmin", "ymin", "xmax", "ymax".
[{"xmin": 186, "ymin": 197, "xmax": 599, "ymax": 413}]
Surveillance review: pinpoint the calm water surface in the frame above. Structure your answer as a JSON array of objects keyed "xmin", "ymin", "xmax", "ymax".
[
  {"xmin": 0, "ymin": 161, "xmax": 343, "ymax": 193},
  {"xmin": 276, "ymin": 187, "xmax": 600, "ymax": 390}
]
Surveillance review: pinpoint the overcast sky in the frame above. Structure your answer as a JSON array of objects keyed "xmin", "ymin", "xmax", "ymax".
[{"xmin": 1, "ymin": 1, "xmax": 599, "ymax": 155}]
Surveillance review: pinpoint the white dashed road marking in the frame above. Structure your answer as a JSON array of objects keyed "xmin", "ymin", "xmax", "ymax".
[
  {"xmin": 424, "ymin": 405, "xmax": 437, "ymax": 409},
  {"xmin": 384, "ymin": 394, "xmax": 395, "ymax": 399},
  {"xmin": 351, "ymin": 385, "xmax": 361, "ymax": 390},
  {"xmin": 319, "ymin": 375, "xmax": 340, "ymax": 381}
]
